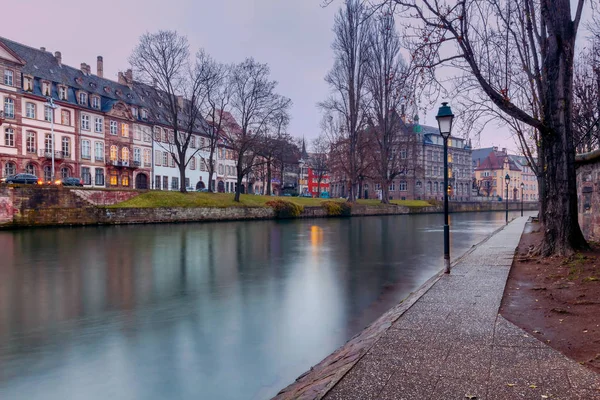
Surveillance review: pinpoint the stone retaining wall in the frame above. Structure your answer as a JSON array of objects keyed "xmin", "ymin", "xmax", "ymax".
[
  {"xmin": 576, "ymin": 150, "xmax": 600, "ymax": 241},
  {"xmin": 0, "ymin": 186, "xmax": 538, "ymax": 229}
]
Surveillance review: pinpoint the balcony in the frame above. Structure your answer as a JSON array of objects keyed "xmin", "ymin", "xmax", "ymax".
[
  {"xmin": 106, "ymin": 159, "xmax": 138, "ymax": 169},
  {"xmin": 38, "ymin": 150, "xmax": 64, "ymax": 160}
]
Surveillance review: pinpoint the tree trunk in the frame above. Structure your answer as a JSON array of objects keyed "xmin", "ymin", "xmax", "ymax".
[
  {"xmin": 266, "ymin": 160, "xmax": 272, "ymax": 196},
  {"xmin": 381, "ymin": 181, "xmax": 390, "ymax": 204},
  {"xmin": 179, "ymin": 160, "xmax": 187, "ymax": 193},
  {"xmin": 539, "ymin": 12, "xmax": 587, "ymax": 255},
  {"xmin": 234, "ymin": 173, "xmax": 243, "ymax": 202}
]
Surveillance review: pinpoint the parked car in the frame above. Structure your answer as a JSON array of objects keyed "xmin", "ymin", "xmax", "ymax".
[
  {"xmin": 56, "ymin": 177, "xmax": 83, "ymax": 187},
  {"xmin": 320, "ymin": 191, "xmax": 330, "ymax": 199},
  {"xmin": 299, "ymin": 192, "xmax": 313, "ymax": 198},
  {"xmin": 196, "ymin": 188, "xmax": 209, "ymax": 193},
  {"xmin": 5, "ymin": 173, "xmax": 39, "ymax": 184}
]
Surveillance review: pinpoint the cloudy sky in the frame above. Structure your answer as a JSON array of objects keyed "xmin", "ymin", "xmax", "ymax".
[{"xmin": 5, "ymin": 0, "xmax": 521, "ymax": 151}]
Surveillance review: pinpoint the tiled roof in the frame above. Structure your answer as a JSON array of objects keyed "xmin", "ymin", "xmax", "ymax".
[{"xmin": 475, "ymin": 151, "xmax": 522, "ymax": 172}]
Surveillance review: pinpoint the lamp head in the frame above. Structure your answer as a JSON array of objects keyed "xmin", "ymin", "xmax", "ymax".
[
  {"xmin": 520, "ymin": 182, "xmax": 524, "ymax": 188},
  {"xmin": 435, "ymin": 102, "xmax": 454, "ymax": 140},
  {"xmin": 505, "ymin": 174, "xmax": 510, "ymax": 185}
]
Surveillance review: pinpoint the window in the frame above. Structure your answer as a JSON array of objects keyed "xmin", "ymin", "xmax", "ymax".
[
  {"xmin": 434, "ymin": 182, "xmax": 439, "ymax": 193},
  {"xmin": 26, "ymin": 103, "xmax": 36, "ymax": 119},
  {"xmin": 42, "ymin": 82, "xmax": 50, "ymax": 96},
  {"xmin": 121, "ymin": 123, "xmax": 129, "ymax": 137},
  {"xmin": 61, "ymin": 166, "xmax": 70, "ymax": 178},
  {"xmin": 389, "ymin": 182, "xmax": 395, "ymax": 191},
  {"xmin": 399, "ymin": 181, "xmax": 407, "ymax": 191},
  {"xmin": 200, "ymin": 158, "xmax": 206, "ymax": 171},
  {"xmin": 427, "ymin": 181, "xmax": 432, "ymax": 193},
  {"xmin": 110, "ymin": 121, "xmax": 117, "ymax": 135},
  {"xmin": 4, "ymin": 162, "xmax": 16, "ymax": 177},
  {"xmin": 81, "ymin": 114, "xmax": 90, "ymax": 130},
  {"xmin": 4, "ymin": 128, "xmax": 14, "ymax": 146},
  {"xmin": 59, "ymin": 86, "xmax": 67, "ymax": 100},
  {"xmin": 121, "ymin": 174, "xmax": 130, "ymax": 187},
  {"xmin": 143, "ymin": 127, "xmax": 151, "ymax": 142},
  {"xmin": 110, "ymin": 171, "xmax": 118, "ymax": 186},
  {"xmin": 218, "ymin": 164, "xmax": 223, "ymax": 175},
  {"xmin": 4, "ymin": 69, "xmax": 13, "ymax": 86},
  {"xmin": 162, "ymin": 129, "xmax": 168, "ymax": 143},
  {"xmin": 155, "ymin": 150, "xmax": 162, "ymax": 166},
  {"xmin": 79, "ymin": 92, "xmax": 87, "ymax": 105},
  {"xmin": 45, "ymin": 134, "xmax": 52, "ymax": 153},
  {"xmin": 43, "ymin": 166, "xmax": 51, "ymax": 181},
  {"xmin": 24, "ymin": 76, "xmax": 33, "ymax": 91},
  {"xmin": 190, "ymin": 157, "xmax": 196, "ymax": 170},
  {"xmin": 95, "ymin": 168, "xmax": 104, "ymax": 186},
  {"xmin": 433, "ymin": 166, "xmax": 438, "ymax": 177},
  {"xmin": 94, "ymin": 117, "xmax": 103, "ymax": 133},
  {"xmin": 154, "ymin": 127, "xmax": 161, "ymax": 142},
  {"xmin": 134, "ymin": 125, "xmax": 141, "ymax": 140},
  {"xmin": 110, "ymin": 145, "xmax": 118, "ymax": 161},
  {"xmin": 81, "ymin": 139, "xmax": 91, "ymax": 159},
  {"xmin": 170, "ymin": 154, "xmax": 175, "ymax": 168},
  {"xmin": 82, "ymin": 167, "xmax": 91, "ymax": 185},
  {"xmin": 155, "ymin": 175, "xmax": 161, "ymax": 190},
  {"xmin": 121, "ymin": 147, "xmax": 129, "ymax": 162},
  {"xmin": 4, "ymin": 98, "xmax": 14, "ymax": 118},
  {"xmin": 143, "ymin": 149, "xmax": 151, "ymax": 167},
  {"xmin": 134, "ymin": 147, "xmax": 141, "ymax": 164},
  {"xmin": 95, "ymin": 142, "xmax": 104, "ymax": 161},
  {"xmin": 171, "ymin": 177, "xmax": 179, "ymax": 190},
  {"xmin": 62, "ymin": 137, "xmax": 71, "ymax": 158},
  {"xmin": 26, "ymin": 163, "xmax": 36, "ymax": 175},
  {"xmin": 92, "ymin": 97, "xmax": 100, "ymax": 109},
  {"xmin": 141, "ymin": 109, "xmax": 147, "ymax": 120},
  {"xmin": 163, "ymin": 176, "xmax": 169, "ymax": 190},
  {"xmin": 400, "ymin": 149, "xmax": 407, "ymax": 159},
  {"xmin": 416, "ymin": 181, "xmax": 422, "ymax": 188},
  {"xmin": 26, "ymin": 131, "xmax": 36, "ymax": 153},
  {"xmin": 191, "ymin": 136, "xmax": 196, "ymax": 148},
  {"xmin": 162, "ymin": 152, "xmax": 168, "ymax": 166},
  {"xmin": 44, "ymin": 106, "xmax": 53, "ymax": 122},
  {"xmin": 132, "ymin": 107, "xmax": 138, "ymax": 117},
  {"xmin": 61, "ymin": 110, "xmax": 71, "ymax": 125}
]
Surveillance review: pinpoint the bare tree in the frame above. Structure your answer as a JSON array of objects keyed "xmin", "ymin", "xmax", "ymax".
[
  {"xmin": 320, "ymin": 0, "xmax": 372, "ymax": 202},
  {"xmin": 228, "ymin": 58, "xmax": 291, "ymax": 202},
  {"xmin": 129, "ymin": 30, "xmax": 204, "ymax": 193},
  {"xmin": 311, "ymin": 134, "xmax": 330, "ymax": 196},
  {"xmin": 196, "ymin": 51, "xmax": 233, "ymax": 192},
  {"xmin": 573, "ymin": 38, "xmax": 600, "ymax": 153},
  {"xmin": 386, "ymin": 0, "xmax": 590, "ymax": 256},
  {"xmin": 364, "ymin": 5, "xmax": 412, "ymax": 203}
]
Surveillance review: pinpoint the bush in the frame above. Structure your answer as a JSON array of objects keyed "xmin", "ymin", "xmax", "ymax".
[
  {"xmin": 321, "ymin": 200, "xmax": 352, "ymax": 216},
  {"xmin": 266, "ymin": 200, "xmax": 304, "ymax": 218}
]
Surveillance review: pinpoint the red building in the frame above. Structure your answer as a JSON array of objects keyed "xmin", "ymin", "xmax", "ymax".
[{"xmin": 307, "ymin": 168, "xmax": 330, "ymax": 197}]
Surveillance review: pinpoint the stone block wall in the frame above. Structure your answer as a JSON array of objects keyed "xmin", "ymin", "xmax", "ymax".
[
  {"xmin": 71, "ymin": 189, "xmax": 140, "ymax": 206},
  {"xmin": 576, "ymin": 150, "xmax": 600, "ymax": 241}
]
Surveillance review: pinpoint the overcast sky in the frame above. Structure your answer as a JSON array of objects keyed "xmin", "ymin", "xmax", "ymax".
[{"xmin": 5, "ymin": 0, "xmax": 525, "ymax": 151}]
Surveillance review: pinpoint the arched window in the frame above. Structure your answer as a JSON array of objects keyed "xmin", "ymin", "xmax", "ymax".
[
  {"xmin": 61, "ymin": 166, "xmax": 70, "ymax": 178},
  {"xmin": 434, "ymin": 182, "xmax": 439, "ymax": 193},
  {"xmin": 121, "ymin": 147, "xmax": 129, "ymax": 162},
  {"xmin": 4, "ymin": 162, "xmax": 16, "ymax": 177},
  {"xmin": 43, "ymin": 165, "xmax": 52, "ymax": 181},
  {"xmin": 25, "ymin": 163, "xmax": 36, "ymax": 175},
  {"xmin": 427, "ymin": 181, "xmax": 432, "ymax": 193},
  {"xmin": 110, "ymin": 145, "xmax": 118, "ymax": 161}
]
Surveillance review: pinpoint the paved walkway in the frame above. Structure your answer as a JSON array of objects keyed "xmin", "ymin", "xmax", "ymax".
[{"xmin": 322, "ymin": 216, "xmax": 600, "ymax": 400}]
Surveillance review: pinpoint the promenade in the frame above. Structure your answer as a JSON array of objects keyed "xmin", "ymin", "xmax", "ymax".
[{"xmin": 276, "ymin": 215, "xmax": 600, "ymax": 399}]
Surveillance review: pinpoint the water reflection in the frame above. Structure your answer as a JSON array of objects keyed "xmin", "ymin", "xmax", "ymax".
[{"xmin": 0, "ymin": 211, "xmax": 522, "ymax": 399}]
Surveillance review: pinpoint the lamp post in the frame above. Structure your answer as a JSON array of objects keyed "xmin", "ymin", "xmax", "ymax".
[
  {"xmin": 505, "ymin": 174, "xmax": 511, "ymax": 224},
  {"xmin": 46, "ymin": 97, "xmax": 57, "ymax": 181},
  {"xmin": 436, "ymin": 102, "xmax": 454, "ymax": 274},
  {"xmin": 520, "ymin": 182, "xmax": 524, "ymax": 217}
]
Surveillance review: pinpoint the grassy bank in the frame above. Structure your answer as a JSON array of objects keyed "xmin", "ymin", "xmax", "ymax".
[{"xmin": 108, "ymin": 191, "xmax": 432, "ymax": 209}]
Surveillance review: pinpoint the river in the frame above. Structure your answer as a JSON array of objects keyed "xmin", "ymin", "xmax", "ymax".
[{"xmin": 0, "ymin": 211, "xmax": 522, "ymax": 399}]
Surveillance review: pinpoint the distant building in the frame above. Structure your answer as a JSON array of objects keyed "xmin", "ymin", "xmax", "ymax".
[{"xmin": 474, "ymin": 149, "xmax": 524, "ymax": 199}]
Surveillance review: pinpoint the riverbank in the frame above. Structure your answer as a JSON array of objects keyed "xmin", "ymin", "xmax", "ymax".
[
  {"xmin": 0, "ymin": 186, "xmax": 538, "ymax": 228},
  {"xmin": 274, "ymin": 215, "xmax": 600, "ymax": 399}
]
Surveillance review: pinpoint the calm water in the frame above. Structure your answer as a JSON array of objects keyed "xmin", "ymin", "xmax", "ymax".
[{"xmin": 0, "ymin": 212, "xmax": 521, "ymax": 400}]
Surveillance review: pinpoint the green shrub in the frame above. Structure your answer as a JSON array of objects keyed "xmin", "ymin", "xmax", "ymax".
[
  {"xmin": 321, "ymin": 200, "xmax": 352, "ymax": 216},
  {"xmin": 266, "ymin": 200, "xmax": 304, "ymax": 218}
]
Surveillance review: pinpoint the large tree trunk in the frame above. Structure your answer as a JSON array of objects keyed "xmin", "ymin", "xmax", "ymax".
[
  {"xmin": 540, "ymin": 8, "xmax": 587, "ymax": 255},
  {"xmin": 178, "ymin": 160, "xmax": 187, "ymax": 193},
  {"xmin": 234, "ymin": 173, "xmax": 243, "ymax": 202},
  {"xmin": 381, "ymin": 181, "xmax": 390, "ymax": 204}
]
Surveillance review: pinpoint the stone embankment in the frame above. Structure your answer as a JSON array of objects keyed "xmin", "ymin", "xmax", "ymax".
[{"xmin": 0, "ymin": 186, "xmax": 538, "ymax": 228}]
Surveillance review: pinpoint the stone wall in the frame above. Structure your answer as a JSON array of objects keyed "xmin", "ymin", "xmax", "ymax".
[
  {"xmin": 576, "ymin": 150, "xmax": 600, "ymax": 241},
  {"xmin": 71, "ymin": 189, "xmax": 140, "ymax": 206}
]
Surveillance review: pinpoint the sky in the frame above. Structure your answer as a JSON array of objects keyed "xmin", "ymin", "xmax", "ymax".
[{"xmin": 4, "ymin": 0, "xmax": 527, "ymax": 152}]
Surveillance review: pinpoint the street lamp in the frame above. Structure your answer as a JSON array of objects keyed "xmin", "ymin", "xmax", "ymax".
[
  {"xmin": 520, "ymin": 182, "xmax": 524, "ymax": 217},
  {"xmin": 505, "ymin": 174, "xmax": 511, "ymax": 224},
  {"xmin": 46, "ymin": 97, "xmax": 57, "ymax": 181},
  {"xmin": 436, "ymin": 102, "xmax": 454, "ymax": 274}
]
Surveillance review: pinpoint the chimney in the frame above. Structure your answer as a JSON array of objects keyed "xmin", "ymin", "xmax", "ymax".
[
  {"xmin": 493, "ymin": 146, "xmax": 498, "ymax": 151},
  {"xmin": 118, "ymin": 71, "xmax": 126, "ymax": 85},
  {"xmin": 40, "ymin": 47, "xmax": 46, "ymax": 52},
  {"xmin": 97, "ymin": 56, "xmax": 103, "ymax": 78},
  {"xmin": 502, "ymin": 147, "xmax": 507, "ymax": 154},
  {"xmin": 177, "ymin": 95, "xmax": 184, "ymax": 109},
  {"xmin": 124, "ymin": 69, "xmax": 133, "ymax": 88},
  {"xmin": 80, "ymin": 63, "xmax": 90, "ymax": 75},
  {"xmin": 54, "ymin": 51, "xmax": 62, "ymax": 66}
]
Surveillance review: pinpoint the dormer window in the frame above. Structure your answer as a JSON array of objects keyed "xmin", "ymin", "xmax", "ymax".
[
  {"xmin": 23, "ymin": 76, "xmax": 33, "ymax": 92},
  {"xmin": 126, "ymin": 93, "xmax": 132, "ymax": 99},
  {"xmin": 131, "ymin": 107, "xmax": 138, "ymax": 117},
  {"xmin": 89, "ymin": 82, "xmax": 97, "ymax": 89},
  {"xmin": 141, "ymin": 109, "xmax": 147, "ymax": 120},
  {"xmin": 157, "ymin": 101, "xmax": 162, "ymax": 108},
  {"xmin": 92, "ymin": 96, "xmax": 101, "ymax": 109},
  {"xmin": 75, "ymin": 77, "xmax": 83, "ymax": 85},
  {"xmin": 115, "ymin": 89, "xmax": 122, "ymax": 97},
  {"xmin": 79, "ymin": 92, "xmax": 88, "ymax": 105},
  {"xmin": 42, "ymin": 81, "xmax": 51, "ymax": 97},
  {"xmin": 104, "ymin": 86, "xmax": 111, "ymax": 93},
  {"xmin": 3, "ymin": 69, "xmax": 13, "ymax": 86},
  {"xmin": 59, "ymin": 86, "xmax": 67, "ymax": 100}
]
